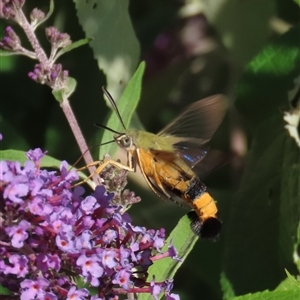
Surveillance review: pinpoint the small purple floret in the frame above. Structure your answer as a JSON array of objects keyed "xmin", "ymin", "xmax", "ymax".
[
  {"xmin": 5, "ymin": 255, "xmax": 29, "ymax": 278},
  {"xmin": 5, "ymin": 220, "xmax": 31, "ymax": 248},
  {"xmin": 167, "ymin": 293, "xmax": 181, "ymax": 300},
  {"xmin": 26, "ymin": 148, "xmax": 47, "ymax": 162},
  {"xmin": 20, "ymin": 278, "xmax": 49, "ymax": 300}
]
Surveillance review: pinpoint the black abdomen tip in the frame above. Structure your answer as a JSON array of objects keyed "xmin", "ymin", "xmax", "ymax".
[{"xmin": 187, "ymin": 211, "xmax": 222, "ymax": 242}]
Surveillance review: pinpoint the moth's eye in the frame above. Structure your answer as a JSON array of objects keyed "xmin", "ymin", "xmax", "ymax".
[{"xmin": 121, "ymin": 136, "xmax": 132, "ymax": 148}]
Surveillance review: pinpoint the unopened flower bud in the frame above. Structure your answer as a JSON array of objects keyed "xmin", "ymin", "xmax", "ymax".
[
  {"xmin": 0, "ymin": 26, "xmax": 21, "ymax": 51},
  {"xmin": 45, "ymin": 26, "xmax": 72, "ymax": 49},
  {"xmin": 30, "ymin": 8, "xmax": 45, "ymax": 25},
  {"xmin": 0, "ymin": 0, "xmax": 25, "ymax": 20}
]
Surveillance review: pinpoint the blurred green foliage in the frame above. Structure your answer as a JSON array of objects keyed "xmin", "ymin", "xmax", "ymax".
[{"xmin": 1, "ymin": 0, "xmax": 300, "ymax": 299}]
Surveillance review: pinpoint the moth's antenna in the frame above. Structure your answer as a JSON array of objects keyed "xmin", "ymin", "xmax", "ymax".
[
  {"xmin": 102, "ymin": 86, "xmax": 126, "ymax": 130},
  {"xmin": 94, "ymin": 123, "xmax": 123, "ymax": 135}
]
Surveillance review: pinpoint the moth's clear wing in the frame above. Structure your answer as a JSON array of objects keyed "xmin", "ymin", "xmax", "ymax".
[
  {"xmin": 159, "ymin": 95, "xmax": 227, "ymax": 140},
  {"xmin": 158, "ymin": 95, "xmax": 228, "ymax": 168},
  {"xmin": 192, "ymin": 149, "xmax": 235, "ymax": 178}
]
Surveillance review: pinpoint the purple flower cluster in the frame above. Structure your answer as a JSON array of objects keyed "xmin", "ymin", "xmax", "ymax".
[
  {"xmin": 0, "ymin": 149, "xmax": 180, "ymax": 300},
  {"xmin": 0, "ymin": 26, "xmax": 21, "ymax": 52},
  {"xmin": 28, "ymin": 63, "xmax": 69, "ymax": 89},
  {"xmin": 26, "ymin": 27, "xmax": 71, "ymax": 88},
  {"xmin": 0, "ymin": 2, "xmax": 71, "ymax": 89},
  {"xmin": 45, "ymin": 27, "xmax": 72, "ymax": 49},
  {"xmin": 0, "ymin": 0, "xmax": 25, "ymax": 20}
]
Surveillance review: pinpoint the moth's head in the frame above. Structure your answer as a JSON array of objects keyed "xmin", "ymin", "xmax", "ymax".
[{"xmin": 114, "ymin": 133, "xmax": 135, "ymax": 152}]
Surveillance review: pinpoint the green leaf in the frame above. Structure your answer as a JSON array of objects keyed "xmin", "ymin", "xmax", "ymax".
[
  {"xmin": 73, "ymin": 0, "xmax": 140, "ymax": 99},
  {"xmin": 99, "ymin": 61, "xmax": 145, "ymax": 157},
  {"xmin": 222, "ymin": 26, "xmax": 300, "ymax": 296},
  {"xmin": 220, "ymin": 272, "xmax": 236, "ymax": 300},
  {"xmin": 0, "ymin": 284, "xmax": 10, "ymax": 296},
  {"xmin": 137, "ymin": 215, "xmax": 198, "ymax": 300},
  {"xmin": 232, "ymin": 289, "xmax": 300, "ymax": 300},
  {"xmin": 52, "ymin": 77, "xmax": 77, "ymax": 103},
  {"xmin": 0, "ymin": 149, "xmax": 64, "ymax": 167},
  {"xmin": 221, "ymin": 274, "xmax": 300, "ymax": 300},
  {"xmin": 294, "ymin": 0, "xmax": 300, "ymax": 6},
  {"xmin": 54, "ymin": 38, "xmax": 91, "ymax": 61},
  {"xmin": 284, "ymin": 269, "xmax": 300, "ymax": 289}
]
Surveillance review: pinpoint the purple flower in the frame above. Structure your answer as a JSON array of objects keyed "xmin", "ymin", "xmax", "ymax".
[
  {"xmin": 4, "ymin": 255, "xmax": 29, "ymax": 278},
  {"xmin": 136, "ymin": 249, "xmax": 152, "ymax": 268},
  {"xmin": 36, "ymin": 254, "xmax": 61, "ymax": 273},
  {"xmin": 0, "ymin": 148, "xmax": 180, "ymax": 299},
  {"xmin": 167, "ymin": 293, "xmax": 181, "ymax": 300},
  {"xmin": 153, "ymin": 229, "xmax": 165, "ymax": 251},
  {"xmin": 30, "ymin": 8, "xmax": 45, "ymax": 25},
  {"xmin": 101, "ymin": 228, "xmax": 117, "ymax": 244},
  {"xmin": 4, "ymin": 182, "xmax": 29, "ymax": 204},
  {"xmin": 67, "ymin": 287, "xmax": 89, "ymax": 300},
  {"xmin": 76, "ymin": 254, "xmax": 104, "ymax": 281},
  {"xmin": 55, "ymin": 234, "xmax": 75, "ymax": 253},
  {"xmin": 166, "ymin": 240, "xmax": 181, "ymax": 261},
  {"xmin": 101, "ymin": 249, "xmax": 118, "ymax": 269},
  {"xmin": 90, "ymin": 296, "xmax": 104, "ymax": 300},
  {"xmin": 0, "ymin": 161, "xmax": 13, "ymax": 182},
  {"xmin": 45, "ymin": 26, "xmax": 72, "ymax": 48},
  {"xmin": 28, "ymin": 63, "xmax": 69, "ymax": 89},
  {"xmin": 26, "ymin": 148, "xmax": 47, "ymax": 162},
  {"xmin": 150, "ymin": 278, "xmax": 163, "ymax": 300},
  {"xmin": 119, "ymin": 245, "xmax": 131, "ymax": 267},
  {"xmin": 0, "ymin": 0, "xmax": 25, "ymax": 20},
  {"xmin": 112, "ymin": 268, "xmax": 131, "ymax": 290},
  {"xmin": 20, "ymin": 278, "xmax": 49, "ymax": 300},
  {"xmin": 74, "ymin": 230, "xmax": 93, "ymax": 250},
  {"xmin": 44, "ymin": 292, "xmax": 58, "ymax": 300},
  {"xmin": 5, "ymin": 220, "xmax": 31, "ymax": 248},
  {"xmin": 0, "ymin": 26, "xmax": 21, "ymax": 51},
  {"xmin": 80, "ymin": 195, "xmax": 98, "ymax": 214}
]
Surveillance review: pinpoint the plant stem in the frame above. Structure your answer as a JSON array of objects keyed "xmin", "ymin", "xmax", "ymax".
[
  {"xmin": 60, "ymin": 97, "xmax": 100, "ymax": 184},
  {"xmin": 16, "ymin": 4, "xmax": 100, "ymax": 185},
  {"xmin": 17, "ymin": 9, "xmax": 48, "ymax": 65}
]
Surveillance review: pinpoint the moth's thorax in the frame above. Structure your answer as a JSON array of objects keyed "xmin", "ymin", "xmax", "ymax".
[{"xmin": 120, "ymin": 129, "xmax": 176, "ymax": 152}]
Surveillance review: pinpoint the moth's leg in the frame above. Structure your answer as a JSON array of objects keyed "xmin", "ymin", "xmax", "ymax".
[{"xmin": 73, "ymin": 159, "xmax": 134, "ymax": 187}]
